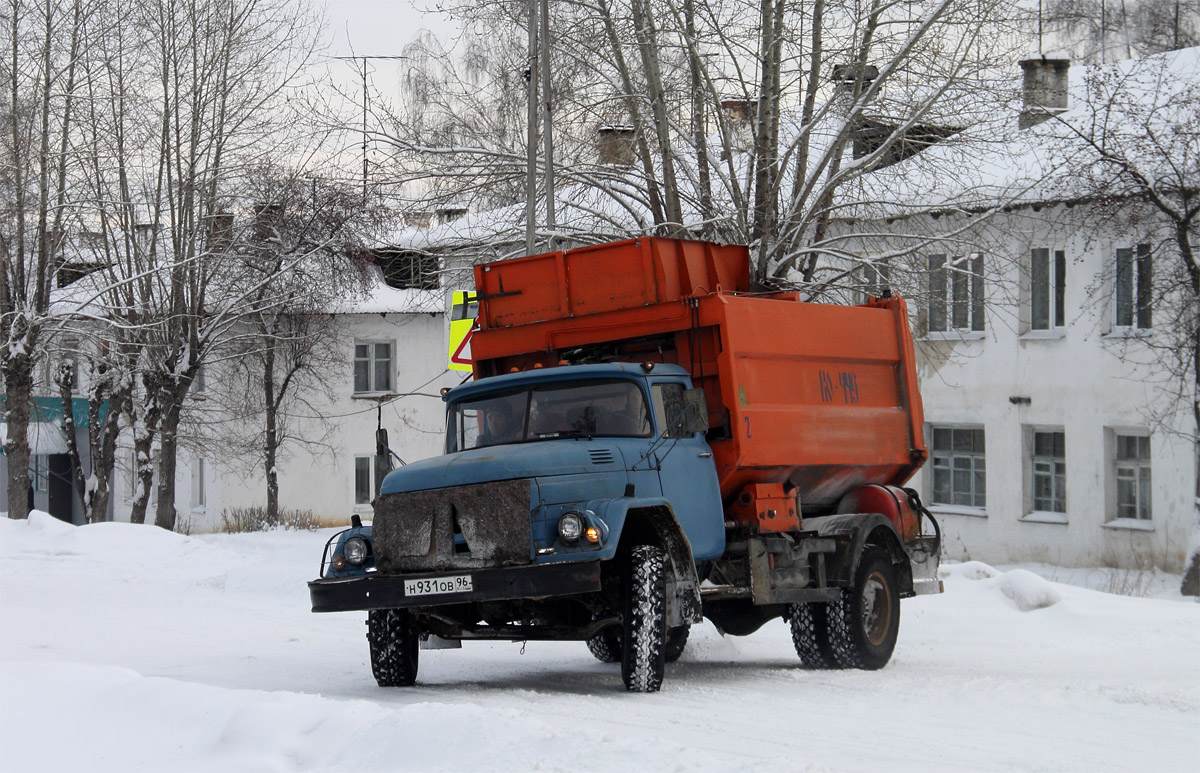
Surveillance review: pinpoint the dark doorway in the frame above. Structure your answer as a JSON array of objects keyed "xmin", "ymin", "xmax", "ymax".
[{"xmin": 47, "ymin": 454, "xmax": 75, "ymax": 523}]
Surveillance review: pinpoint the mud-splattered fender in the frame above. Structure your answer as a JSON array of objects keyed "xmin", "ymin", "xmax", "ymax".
[
  {"xmin": 586, "ymin": 496, "xmax": 703, "ymax": 626},
  {"xmin": 803, "ymin": 512, "xmax": 914, "ymax": 594}
]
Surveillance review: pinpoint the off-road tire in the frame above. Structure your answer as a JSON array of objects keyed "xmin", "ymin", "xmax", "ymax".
[
  {"xmin": 664, "ymin": 624, "xmax": 690, "ymax": 663},
  {"xmin": 593, "ymin": 623, "xmax": 687, "ymax": 664},
  {"xmin": 785, "ymin": 602, "xmax": 837, "ymax": 669},
  {"xmin": 621, "ymin": 545, "xmax": 667, "ymax": 692},
  {"xmin": 367, "ymin": 608, "xmax": 420, "ymax": 686},
  {"xmin": 827, "ymin": 546, "xmax": 900, "ymax": 670},
  {"xmin": 587, "ymin": 627, "xmax": 622, "ymax": 663}
]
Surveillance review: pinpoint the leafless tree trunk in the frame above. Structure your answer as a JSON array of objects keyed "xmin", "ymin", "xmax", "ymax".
[{"xmin": 1, "ymin": 0, "xmax": 85, "ymax": 519}]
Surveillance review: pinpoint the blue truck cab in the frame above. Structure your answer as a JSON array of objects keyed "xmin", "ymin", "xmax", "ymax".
[{"xmin": 308, "ymin": 363, "xmax": 723, "ymax": 689}]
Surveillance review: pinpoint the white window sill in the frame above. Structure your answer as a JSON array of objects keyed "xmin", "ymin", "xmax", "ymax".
[
  {"xmin": 1019, "ymin": 329, "xmax": 1065, "ymax": 340},
  {"xmin": 1021, "ymin": 511, "xmax": 1068, "ymax": 524},
  {"xmin": 1103, "ymin": 518, "xmax": 1155, "ymax": 532},
  {"xmin": 922, "ymin": 331, "xmax": 986, "ymax": 342},
  {"xmin": 929, "ymin": 504, "xmax": 988, "ymax": 518},
  {"xmin": 1102, "ymin": 327, "xmax": 1152, "ymax": 339},
  {"xmin": 352, "ymin": 391, "xmax": 397, "ymax": 400}
]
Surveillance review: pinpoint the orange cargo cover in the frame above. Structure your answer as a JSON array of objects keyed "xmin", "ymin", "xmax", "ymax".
[{"xmin": 472, "ymin": 237, "xmax": 926, "ymax": 513}]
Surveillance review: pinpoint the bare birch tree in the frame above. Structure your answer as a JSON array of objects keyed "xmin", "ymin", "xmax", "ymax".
[
  {"xmin": 1, "ymin": 0, "xmax": 90, "ymax": 519},
  {"xmin": 208, "ymin": 167, "xmax": 387, "ymax": 523},
  {"xmin": 374, "ymin": 0, "xmax": 1024, "ymax": 293}
]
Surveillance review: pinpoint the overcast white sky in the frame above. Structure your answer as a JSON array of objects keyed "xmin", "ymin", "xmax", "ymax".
[{"xmin": 322, "ymin": 0, "xmax": 460, "ymax": 58}]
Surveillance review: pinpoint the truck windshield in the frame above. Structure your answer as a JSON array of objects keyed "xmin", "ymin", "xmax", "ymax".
[{"xmin": 448, "ymin": 379, "xmax": 652, "ymax": 452}]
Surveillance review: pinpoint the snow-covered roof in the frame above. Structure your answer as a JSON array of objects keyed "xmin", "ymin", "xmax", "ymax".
[
  {"xmin": 328, "ymin": 265, "xmax": 443, "ymax": 315},
  {"xmin": 844, "ymin": 47, "xmax": 1200, "ymax": 218},
  {"xmin": 376, "ymin": 47, "xmax": 1198, "ymax": 256}
]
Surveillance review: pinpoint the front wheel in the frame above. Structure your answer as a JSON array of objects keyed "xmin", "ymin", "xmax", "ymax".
[
  {"xmin": 586, "ymin": 627, "xmax": 622, "ymax": 663},
  {"xmin": 367, "ymin": 608, "xmax": 420, "ymax": 686},
  {"xmin": 664, "ymin": 624, "xmax": 690, "ymax": 663},
  {"xmin": 621, "ymin": 545, "xmax": 667, "ymax": 692},
  {"xmin": 592, "ymin": 623, "xmax": 687, "ymax": 664},
  {"xmin": 827, "ymin": 546, "xmax": 901, "ymax": 670}
]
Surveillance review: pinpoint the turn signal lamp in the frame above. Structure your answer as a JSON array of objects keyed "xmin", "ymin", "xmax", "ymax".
[{"xmin": 585, "ymin": 526, "xmax": 601, "ymax": 544}]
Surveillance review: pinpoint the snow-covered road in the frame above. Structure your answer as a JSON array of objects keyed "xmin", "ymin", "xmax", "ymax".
[{"xmin": 1, "ymin": 513, "xmax": 1196, "ymax": 772}]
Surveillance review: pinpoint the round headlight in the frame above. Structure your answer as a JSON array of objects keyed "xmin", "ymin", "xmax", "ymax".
[
  {"xmin": 558, "ymin": 512, "xmax": 584, "ymax": 543},
  {"xmin": 344, "ymin": 536, "xmax": 369, "ymax": 565}
]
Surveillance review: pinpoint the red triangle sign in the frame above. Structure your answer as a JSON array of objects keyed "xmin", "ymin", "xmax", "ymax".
[{"xmin": 450, "ymin": 326, "xmax": 474, "ymax": 366}]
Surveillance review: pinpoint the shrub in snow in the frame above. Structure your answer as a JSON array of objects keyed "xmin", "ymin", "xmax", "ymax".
[{"xmin": 220, "ymin": 507, "xmax": 318, "ymax": 533}]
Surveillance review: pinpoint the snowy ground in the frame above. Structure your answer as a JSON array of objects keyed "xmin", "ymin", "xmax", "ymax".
[{"xmin": 1, "ymin": 512, "xmax": 1196, "ymax": 773}]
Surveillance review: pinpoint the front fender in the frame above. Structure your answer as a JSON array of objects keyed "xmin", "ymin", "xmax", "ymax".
[{"xmin": 594, "ymin": 496, "xmax": 703, "ymax": 626}]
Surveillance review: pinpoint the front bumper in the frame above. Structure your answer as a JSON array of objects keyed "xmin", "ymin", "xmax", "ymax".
[{"xmin": 309, "ymin": 559, "xmax": 603, "ymax": 613}]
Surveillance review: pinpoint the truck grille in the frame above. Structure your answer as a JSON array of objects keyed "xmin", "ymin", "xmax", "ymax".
[{"xmin": 372, "ymin": 479, "xmax": 532, "ymax": 573}]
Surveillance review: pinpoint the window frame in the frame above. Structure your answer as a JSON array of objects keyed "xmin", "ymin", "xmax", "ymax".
[
  {"xmin": 1024, "ymin": 427, "xmax": 1066, "ymax": 521},
  {"xmin": 354, "ymin": 456, "xmax": 375, "ymax": 506},
  {"xmin": 1113, "ymin": 244, "xmax": 1152, "ymax": 331},
  {"xmin": 1028, "ymin": 247, "xmax": 1067, "ymax": 333},
  {"xmin": 353, "ymin": 340, "xmax": 395, "ymax": 395},
  {"xmin": 1108, "ymin": 430, "xmax": 1152, "ymax": 525},
  {"xmin": 856, "ymin": 256, "xmax": 891, "ymax": 303},
  {"xmin": 928, "ymin": 424, "xmax": 987, "ymax": 513},
  {"xmin": 32, "ymin": 454, "xmax": 50, "ymax": 493},
  {"xmin": 927, "ymin": 252, "xmax": 985, "ymax": 336},
  {"xmin": 192, "ymin": 457, "xmax": 207, "ymax": 510}
]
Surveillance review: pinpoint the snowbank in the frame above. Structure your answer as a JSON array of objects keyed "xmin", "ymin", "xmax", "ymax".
[{"xmin": 1, "ymin": 518, "xmax": 1196, "ymax": 772}]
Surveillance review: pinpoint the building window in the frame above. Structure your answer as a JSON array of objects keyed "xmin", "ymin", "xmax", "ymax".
[
  {"xmin": 928, "ymin": 253, "xmax": 984, "ymax": 333},
  {"xmin": 1030, "ymin": 248, "xmax": 1066, "ymax": 331},
  {"xmin": 1112, "ymin": 433, "xmax": 1151, "ymax": 521},
  {"xmin": 354, "ymin": 456, "xmax": 374, "ymax": 505},
  {"xmin": 930, "ymin": 426, "xmax": 986, "ymax": 508},
  {"xmin": 354, "ymin": 341, "xmax": 393, "ymax": 393},
  {"xmin": 1029, "ymin": 429, "xmax": 1066, "ymax": 513},
  {"xmin": 32, "ymin": 455, "xmax": 50, "ymax": 493},
  {"xmin": 378, "ymin": 251, "xmax": 439, "ymax": 290},
  {"xmin": 126, "ymin": 449, "xmax": 160, "ymax": 505},
  {"xmin": 859, "ymin": 259, "xmax": 890, "ymax": 302},
  {"xmin": 1114, "ymin": 244, "xmax": 1152, "ymax": 329},
  {"xmin": 193, "ymin": 458, "xmax": 207, "ymax": 509}
]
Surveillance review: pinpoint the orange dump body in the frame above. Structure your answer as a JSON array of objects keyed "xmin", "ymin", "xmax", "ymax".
[{"xmin": 472, "ymin": 237, "xmax": 927, "ymax": 515}]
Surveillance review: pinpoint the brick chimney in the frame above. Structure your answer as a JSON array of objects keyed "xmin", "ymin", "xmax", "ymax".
[
  {"xmin": 597, "ymin": 125, "xmax": 636, "ymax": 166},
  {"xmin": 831, "ymin": 63, "xmax": 879, "ymax": 116},
  {"xmin": 1018, "ymin": 55, "xmax": 1070, "ymax": 129},
  {"xmin": 720, "ymin": 98, "xmax": 757, "ymax": 155}
]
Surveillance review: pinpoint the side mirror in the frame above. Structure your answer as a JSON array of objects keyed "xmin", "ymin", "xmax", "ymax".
[
  {"xmin": 375, "ymin": 428, "xmax": 389, "ymax": 457},
  {"xmin": 682, "ymin": 389, "xmax": 709, "ymax": 434}
]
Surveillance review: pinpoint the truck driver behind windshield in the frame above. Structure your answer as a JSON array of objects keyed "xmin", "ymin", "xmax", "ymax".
[{"xmin": 476, "ymin": 404, "xmax": 519, "ymax": 447}]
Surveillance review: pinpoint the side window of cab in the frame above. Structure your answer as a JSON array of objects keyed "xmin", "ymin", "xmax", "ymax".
[{"xmin": 651, "ymin": 383, "xmax": 691, "ymax": 438}]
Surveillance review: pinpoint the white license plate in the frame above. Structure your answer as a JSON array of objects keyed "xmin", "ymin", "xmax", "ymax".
[{"xmin": 403, "ymin": 575, "xmax": 473, "ymax": 597}]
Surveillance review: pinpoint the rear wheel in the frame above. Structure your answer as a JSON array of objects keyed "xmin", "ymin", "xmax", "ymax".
[
  {"xmin": 785, "ymin": 602, "xmax": 837, "ymax": 669},
  {"xmin": 367, "ymin": 609, "xmax": 420, "ymax": 686},
  {"xmin": 827, "ymin": 546, "xmax": 900, "ymax": 670},
  {"xmin": 621, "ymin": 545, "xmax": 667, "ymax": 692}
]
